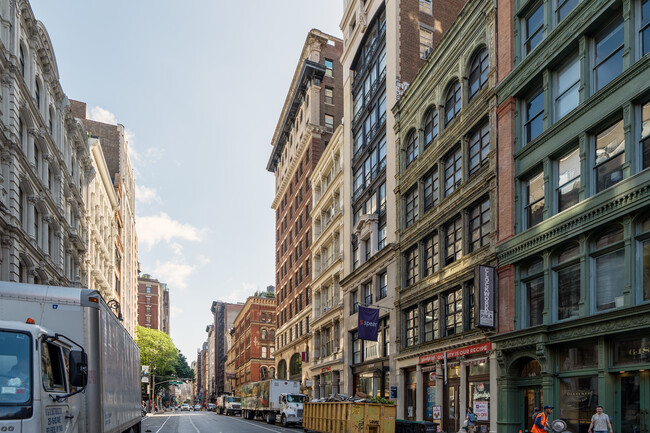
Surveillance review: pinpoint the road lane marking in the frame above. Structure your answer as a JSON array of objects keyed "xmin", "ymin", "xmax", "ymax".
[
  {"xmin": 236, "ymin": 417, "xmax": 291, "ymax": 432},
  {"xmin": 188, "ymin": 415, "xmax": 201, "ymax": 433},
  {"xmin": 155, "ymin": 416, "xmax": 171, "ymax": 433}
]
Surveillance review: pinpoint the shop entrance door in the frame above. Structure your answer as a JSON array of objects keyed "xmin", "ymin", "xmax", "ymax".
[
  {"xmin": 406, "ymin": 382, "xmax": 417, "ymax": 420},
  {"xmin": 618, "ymin": 371, "xmax": 650, "ymax": 433},
  {"xmin": 522, "ymin": 386, "xmax": 543, "ymax": 432},
  {"xmin": 445, "ymin": 380, "xmax": 460, "ymax": 433}
]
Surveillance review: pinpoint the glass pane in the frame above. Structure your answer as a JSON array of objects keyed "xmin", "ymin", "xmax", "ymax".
[
  {"xmin": 558, "ymin": 178, "xmax": 580, "ymax": 211},
  {"xmin": 559, "ymin": 376, "xmax": 598, "ymax": 433},
  {"xmin": 595, "ymin": 49, "xmax": 623, "ymax": 91},
  {"xmin": 595, "ymin": 20, "xmax": 624, "ymax": 65},
  {"xmin": 557, "ymin": 244, "xmax": 579, "ymax": 264},
  {"xmin": 528, "ymin": 172, "xmax": 544, "ymax": 203},
  {"xmin": 595, "ymin": 227, "xmax": 623, "ymax": 249},
  {"xmin": 558, "ymin": 342, "xmax": 598, "ymax": 371},
  {"xmin": 558, "ymin": 57, "xmax": 580, "ymax": 94},
  {"xmin": 557, "ymin": 84, "xmax": 580, "ymax": 119},
  {"xmin": 556, "ymin": 0, "xmax": 578, "ymax": 22},
  {"xmin": 596, "ymin": 152, "xmax": 625, "ymax": 192},
  {"xmin": 557, "ymin": 264, "xmax": 580, "ymax": 320},
  {"xmin": 620, "ymin": 375, "xmax": 641, "ymax": 433},
  {"xmin": 526, "ymin": 277, "xmax": 544, "ymax": 327},
  {"xmin": 643, "ymin": 240, "xmax": 650, "ymax": 301},
  {"xmin": 0, "ymin": 331, "xmax": 31, "ymax": 404},
  {"xmin": 595, "ymin": 249, "xmax": 625, "ymax": 311}
]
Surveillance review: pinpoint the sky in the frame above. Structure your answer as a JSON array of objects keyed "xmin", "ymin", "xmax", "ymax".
[{"xmin": 30, "ymin": 0, "xmax": 344, "ymax": 363}]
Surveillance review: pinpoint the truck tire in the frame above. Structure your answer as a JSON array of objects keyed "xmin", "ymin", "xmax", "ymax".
[
  {"xmin": 266, "ymin": 412, "xmax": 275, "ymax": 424},
  {"xmin": 282, "ymin": 414, "xmax": 288, "ymax": 427}
]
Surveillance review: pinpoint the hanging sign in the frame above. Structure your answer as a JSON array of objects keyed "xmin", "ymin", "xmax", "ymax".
[
  {"xmin": 476, "ymin": 266, "xmax": 496, "ymax": 329},
  {"xmin": 358, "ymin": 306, "xmax": 380, "ymax": 341}
]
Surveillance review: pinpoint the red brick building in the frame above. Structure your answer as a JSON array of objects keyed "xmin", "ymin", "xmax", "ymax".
[
  {"xmin": 230, "ymin": 295, "xmax": 277, "ymax": 396},
  {"xmin": 137, "ymin": 274, "xmax": 169, "ymax": 333}
]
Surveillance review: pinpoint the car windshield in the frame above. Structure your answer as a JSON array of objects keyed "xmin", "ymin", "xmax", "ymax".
[
  {"xmin": 287, "ymin": 394, "xmax": 307, "ymax": 403},
  {"xmin": 0, "ymin": 331, "xmax": 31, "ymax": 405},
  {"xmin": 228, "ymin": 397, "xmax": 241, "ymax": 403}
]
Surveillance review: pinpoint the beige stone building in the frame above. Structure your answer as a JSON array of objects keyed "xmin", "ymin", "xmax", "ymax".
[{"xmin": 309, "ymin": 125, "xmax": 346, "ymax": 397}]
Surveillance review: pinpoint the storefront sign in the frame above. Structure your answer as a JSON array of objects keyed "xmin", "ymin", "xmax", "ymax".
[
  {"xmin": 390, "ymin": 385, "xmax": 398, "ymax": 399},
  {"xmin": 358, "ymin": 306, "xmax": 380, "ymax": 341},
  {"xmin": 614, "ymin": 338, "xmax": 650, "ymax": 365},
  {"xmin": 321, "ymin": 366, "xmax": 332, "ymax": 373},
  {"xmin": 432, "ymin": 405, "xmax": 442, "ymax": 420},
  {"xmin": 476, "ymin": 266, "xmax": 495, "ymax": 329},
  {"xmin": 421, "ymin": 366, "xmax": 437, "ymax": 373},
  {"xmin": 474, "ymin": 402, "xmax": 489, "ymax": 421},
  {"xmin": 419, "ymin": 342, "xmax": 492, "ymax": 364}
]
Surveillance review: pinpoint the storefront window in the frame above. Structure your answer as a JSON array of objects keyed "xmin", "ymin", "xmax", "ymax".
[
  {"xmin": 469, "ymin": 381, "xmax": 490, "ymax": 422},
  {"xmin": 322, "ymin": 372, "xmax": 332, "ymax": 397},
  {"xmin": 359, "ymin": 371, "xmax": 381, "ymax": 398},
  {"xmin": 613, "ymin": 337, "xmax": 650, "ymax": 365},
  {"xmin": 426, "ymin": 384, "xmax": 436, "ymax": 419},
  {"xmin": 559, "ymin": 376, "xmax": 598, "ymax": 433},
  {"xmin": 448, "ymin": 364, "xmax": 461, "ymax": 379},
  {"xmin": 469, "ymin": 361, "xmax": 489, "ymax": 376},
  {"xmin": 558, "ymin": 341, "xmax": 598, "ymax": 371}
]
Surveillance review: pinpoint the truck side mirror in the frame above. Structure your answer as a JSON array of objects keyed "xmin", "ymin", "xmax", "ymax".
[{"xmin": 69, "ymin": 350, "xmax": 87, "ymax": 388}]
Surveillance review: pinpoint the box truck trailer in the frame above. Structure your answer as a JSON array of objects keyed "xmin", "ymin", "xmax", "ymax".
[{"xmin": 241, "ymin": 379, "xmax": 307, "ymax": 426}]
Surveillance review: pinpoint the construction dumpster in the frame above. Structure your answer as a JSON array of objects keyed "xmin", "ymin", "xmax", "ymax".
[{"xmin": 303, "ymin": 402, "xmax": 397, "ymax": 433}]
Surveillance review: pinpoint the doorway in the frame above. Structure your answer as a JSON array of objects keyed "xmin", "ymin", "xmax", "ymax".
[
  {"xmin": 445, "ymin": 380, "xmax": 460, "ymax": 432},
  {"xmin": 522, "ymin": 386, "xmax": 543, "ymax": 431},
  {"xmin": 618, "ymin": 371, "xmax": 649, "ymax": 433}
]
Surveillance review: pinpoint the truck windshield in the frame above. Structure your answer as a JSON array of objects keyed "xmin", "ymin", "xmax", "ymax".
[
  {"xmin": 0, "ymin": 331, "xmax": 31, "ymax": 405},
  {"xmin": 287, "ymin": 394, "xmax": 306, "ymax": 403},
  {"xmin": 228, "ymin": 397, "xmax": 241, "ymax": 403}
]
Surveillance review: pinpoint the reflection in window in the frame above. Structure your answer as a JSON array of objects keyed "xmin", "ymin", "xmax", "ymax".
[
  {"xmin": 642, "ymin": 0, "xmax": 650, "ymax": 56},
  {"xmin": 423, "ymin": 108, "xmax": 439, "ymax": 148},
  {"xmin": 555, "ymin": 244, "xmax": 580, "ymax": 320},
  {"xmin": 525, "ymin": 89, "xmax": 544, "ymax": 143},
  {"xmin": 444, "ymin": 82, "xmax": 461, "ymax": 126},
  {"xmin": 559, "ymin": 376, "xmax": 598, "ymax": 433},
  {"xmin": 444, "ymin": 217, "xmax": 462, "ymax": 265},
  {"xmin": 641, "ymin": 103, "xmax": 650, "ymax": 169},
  {"xmin": 468, "ymin": 49, "xmax": 489, "ymax": 101},
  {"xmin": 469, "ymin": 122, "xmax": 490, "ymax": 175},
  {"xmin": 525, "ymin": 171, "xmax": 545, "ymax": 228},
  {"xmin": 593, "ymin": 17, "xmax": 624, "ymax": 92},
  {"xmin": 469, "ymin": 199, "xmax": 490, "ymax": 252},
  {"xmin": 522, "ymin": 258, "xmax": 544, "ymax": 327},
  {"xmin": 524, "ymin": 3, "xmax": 544, "ymax": 55},
  {"xmin": 423, "ymin": 298, "xmax": 439, "ymax": 341},
  {"xmin": 557, "ymin": 148, "xmax": 581, "ymax": 212},
  {"xmin": 595, "ymin": 120, "xmax": 625, "ymax": 192},
  {"xmin": 555, "ymin": 0, "xmax": 578, "ymax": 22},
  {"xmin": 405, "ymin": 247, "xmax": 419, "ymax": 286},
  {"xmin": 445, "ymin": 288, "xmax": 463, "ymax": 336},
  {"xmin": 555, "ymin": 56, "xmax": 580, "ymax": 120},
  {"xmin": 405, "ymin": 307, "xmax": 418, "ymax": 347},
  {"xmin": 423, "ymin": 232, "xmax": 439, "ymax": 277},
  {"xmin": 593, "ymin": 227, "xmax": 624, "ymax": 311},
  {"xmin": 444, "ymin": 147, "xmax": 462, "ymax": 196}
]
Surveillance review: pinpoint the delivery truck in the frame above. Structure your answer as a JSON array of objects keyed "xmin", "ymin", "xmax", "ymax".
[
  {"xmin": 0, "ymin": 282, "xmax": 142, "ymax": 433},
  {"xmin": 241, "ymin": 379, "xmax": 307, "ymax": 426},
  {"xmin": 216, "ymin": 394, "xmax": 241, "ymax": 415}
]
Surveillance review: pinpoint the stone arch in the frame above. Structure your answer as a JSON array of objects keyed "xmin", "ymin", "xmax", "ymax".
[
  {"xmin": 289, "ymin": 353, "xmax": 302, "ymax": 378},
  {"xmin": 277, "ymin": 359, "xmax": 287, "ymax": 380}
]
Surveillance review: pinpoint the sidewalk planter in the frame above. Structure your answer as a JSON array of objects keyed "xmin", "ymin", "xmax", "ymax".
[{"xmin": 304, "ymin": 402, "xmax": 397, "ymax": 433}]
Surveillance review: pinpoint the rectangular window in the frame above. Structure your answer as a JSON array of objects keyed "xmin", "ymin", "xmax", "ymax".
[
  {"xmin": 524, "ymin": 3, "xmax": 544, "ymax": 55},
  {"xmin": 405, "ymin": 187, "xmax": 419, "ymax": 228},
  {"xmin": 557, "ymin": 148, "xmax": 581, "ymax": 212},
  {"xmin": 423, "ymin": 168, "xmax": 439, "ymax": 211},
  {"xmin": 351, "ymin": 290, "xmax": 359, "ymax": 314},
  {"xmin": 419, "ymin": 27, "xmax": 434, "ymax": 59},
  {"xmin": 353, "ymin": 245, "xmax": 359, "ymax": 270},
  {"xmin": 406, "ymin": 246, "xmax": 419, "ymax": 286},
  {"xmin": 325, "ymin": 87, "xmax": 333, "ymax": 105},
  {"xmin": 525, "ymin": 89, "xmax": 544, "ymax": 143},
  {"xmin": 642, "ymin": 0, "xmax": 650, "ymax": 56},
  {"xmin": 445, "ymin": 288, "xmax": 463, "ymax": 336},
  {"xmin": 641, "ymin": 102, "xmax": 650, "ymax": 169},
  {"xmin": 525, "ymin": 171, "xmax": 545, "ymax": 228},
  {"xmin": 557, "ymin": 263, "xmax": 580, "ymax": 320},
  {"xmin": 364, "ymin": 282, "xmax": 372, "ymax": 305},
  {"xmin": 423, "ymin": 298, "xmax": 439, "ymax": 341},
  {"xmin": 405, "ymin": 307, "xmax": 419, "ymax": 347},
  {"xmin": 555, "ymin": 0, "xmax": 578, "ymax": 22},
  {"xmin": 423, "ymin": 232, "xmax": 439, "ymax": 277},
  {"xmin": 41, "ymin": 341, "xmax": 66, "ymax": 393},
  {"xmin": 595, "ymin": 249, "xmax": 625, "ymax": 311},
  {"xmin": 419, "ymin": 0, "xmax": 433, "ymax": 14},
  {"xmin": 262, "ymin": 347, "xmax": 267, "ymax": 358},
  {"xmin": 444, "ymin": 218, "xmax": 462, "ymax": 265},
  {"xmin": 352, "ymin": 332, "xmax": 361, "ymax": 364},
  {"xmin": 595, "ymin": 119, "xmax": 625, "ymax": 192},
  {"xmin": 379, "ymin": 183, "xmax": 387, "ymax": 214},
  {"xmin": 325, "ymin": 114, "xmax": 334, "ymax": 130},
  {"xmin": 469, "ymin": 199, "xmax": 490, "ymax": 252},
  {"xmin": 378, "ymin": 272, "xmax": 387, "ymax": 300},
  {"xmin": 593, "ymin": 17, "xmax": 624, "ymax": 92},
  {"xmin": 555, "ymin": 55, "xmax": 580, "ymax": 120},
  {"xmin": 444, "ymin": 147, "xmax": 462, "ymax": 196},
  {"xmin": 325, "ymin": 59, "xmax": 334, "ymax": 77},
  {"xmin": 469, "ymin": 122, "xmax": 490, "ymax": 175},
  {"xmin": 378, "ymin": 224, "xmax": 387, "ymax": 251}
]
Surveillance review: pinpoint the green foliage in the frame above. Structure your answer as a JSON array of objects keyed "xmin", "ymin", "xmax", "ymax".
[
  {"xmin": 135, "ymin": 325, "xmax": 178, "ymax": 377},
  {"xmin": 175, "ymin": 352, "xmax": 195, "ymax": 381},
  {"xmin": 369, "ymin": 396, "xmax": 394, "ymax": 405},
  {"xmin": 254, "ymin": 290, "xmax": 275, "ymax": 298}
]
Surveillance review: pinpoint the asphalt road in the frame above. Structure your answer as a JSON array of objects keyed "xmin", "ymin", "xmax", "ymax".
[{"xmin": 142, "ymin": 411, "xmax": 303, "ymax": 433}]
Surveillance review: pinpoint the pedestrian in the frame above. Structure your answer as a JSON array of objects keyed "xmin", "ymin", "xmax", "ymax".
[
  {"xmin": 531, "ymin": 405, "xmax": 553, "ymax": 433},
  {"xmin": 588, "ymin": 406, "xmax": 613, "ymax": 433},
  {"xmin": 532, "ymin": 406, "xmax": 540, "ymax": 423},
  {"xmin": 466, "ymin": 406, "xmax": 478, "ymax": 433}
]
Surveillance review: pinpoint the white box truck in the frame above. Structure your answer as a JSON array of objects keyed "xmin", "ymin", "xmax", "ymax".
[
  {"xmin": 0, "ymin": 282, "xmax": 142, "ymax": 433},
  {"xmin": 241, "ymin": 379, "xmax": 307, "ymax": 426},
  {"xmin": 216, "ymin": 394, "xmax": 241, "ymax": 416}
]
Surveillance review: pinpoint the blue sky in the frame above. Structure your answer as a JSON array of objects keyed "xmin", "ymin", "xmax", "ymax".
[{"xmin": 30, "ymin": 0, "xmax": 343, "ymax": 362}]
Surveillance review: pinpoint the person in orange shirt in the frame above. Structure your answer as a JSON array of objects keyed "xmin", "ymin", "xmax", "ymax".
[{"xmin": 532, "ymin": 405, "xmax": 554, "ymax": 433}]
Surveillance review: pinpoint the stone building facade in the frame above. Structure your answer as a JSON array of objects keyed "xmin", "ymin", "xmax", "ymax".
[
  {"xmin": 339, "ymin": 0, "xmax": 466, "ymax": 404},
  {"xmin": 493, "ymin": 0, "xmax": 650, "ymax": 432},
  {"xmin": 392, "ymin": 0, "xmax": 497, "ymax": 429},
  {"xmin": 309, "ymin": 125, "xmax": 345, "ymax": 398},
  {"xmin": 0, "ymin": 0, "xmax": 91, "ymax": 287},
  {"xmin": 267, "ymin": 29, "xmax": 343, "ymax": 395},
  {"xmin": 230, "ymin": 296, "xmax": 277, "ymax": 396},
  {"xmin": 211, "ymin": 300, "xmax": 245, "ymax": 397}
]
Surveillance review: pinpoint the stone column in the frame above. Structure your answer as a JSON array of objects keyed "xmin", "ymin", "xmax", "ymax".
[{"xmin": 416, "ymin": 363, "xmax": 424, "ymax": 421}]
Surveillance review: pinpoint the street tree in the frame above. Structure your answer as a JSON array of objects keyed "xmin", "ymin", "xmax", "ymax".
[{"xmin": 135, "ymin": 325, "xmax": 178, "ymax": 377}]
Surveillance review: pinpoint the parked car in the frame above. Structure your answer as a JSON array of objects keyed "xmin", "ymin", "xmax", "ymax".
[
  {"xmin": 194, "ymin": 404, "xmax": 201, "ymax": 411},
  {"xmin": 181, "ymin": 404, "xmax": 190, "ymax": 411},
  {"xmin": 208, "ymin": 403, "xmax": 216, "ymax": 412}
]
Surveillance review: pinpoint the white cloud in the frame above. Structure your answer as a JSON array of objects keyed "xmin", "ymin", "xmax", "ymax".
[
  {"xmin": 196, "ymin": 255, "xmax": 211, "ymax": 266},
  {"xmin": 136, "ymin": 184, "xmax": 161, "ymax": 204},
  {"xmin": 170, "ymin": 242, "xmax": 184, "ymax": 256},
  {"xmin": 88, "ymin": 106, "xmax": 118, "ymax": 125},
  {"xmin": 170, "ymin": 306, "xmax": 183, "ymax": 319},
  {"xmin": 137, "ymin": 213, "xmax": 204, "ymax": 249},
  {"xmin": 151, "ymin": 261, "xmax": 196, "ymax": 289}
]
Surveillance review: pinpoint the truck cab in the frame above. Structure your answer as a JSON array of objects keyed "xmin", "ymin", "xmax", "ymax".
[
  {"xmin": 278, "ymin": 393, "xmax": 307, "ymax": 426},
  {"xmin": 0, "ymin": 320, "xmax": 87, "ymax": 433}
]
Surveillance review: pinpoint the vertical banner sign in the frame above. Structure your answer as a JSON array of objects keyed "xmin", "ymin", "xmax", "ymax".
[
  {"xmin": 358, "ymin": 306, "xmax": 380, "ymax": 341},
  {"xmin": 476, "ymin": 265, "xmax": 495, "ymax": 329},
  {"xmin": 443, "ymin": 352, "xmax": 448, "ymax": 385}
]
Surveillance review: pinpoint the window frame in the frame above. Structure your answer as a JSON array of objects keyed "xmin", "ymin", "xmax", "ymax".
[
  {"xmin": 641, "ymin": 0, "xmax": 650, "ymax": 57},
  {"xmin": 468, "ymin": 48, "xmax": 489, "ymax": 101},
  {"xmin": 590, "ymin": 227, "xmax": 625, "ymax": 313},
  {"xmin": 555, "ymin": 0, "xmax": 579, "ymax": 23},
  {"xmin": 423, "ymin": 108, "xmax": 439, "ymax": 148},
  {"xmin": 404, "ymin": 306, "xmax": 419, "ymax": 347},
  {"xmin": 406, "ymin": 130, "xmax": 419, "ymax": 166},
  {"xmin": 524, "ymin": 170, "xmax": 545, "ymax": 229},
  {"xmin": 594, "ymin": 119, "xmax": 625, "ymax": 193},
  {"xmin": 423, "ymin": 167, "xmax": 439, "ymax": 212},
  {"xmin": 419, "ymin": 26, "xmax": 434, "ymax": 59},
  {"xmin": 468, "ymin": 122, "xmax": 490, "ymax": 175},
  {"xmin": 556, "ymin": 147, "xmax": 581, "ymax": 212},
  {"xmin": 469, "ymin": 198, "xmax": 490, "ymax": 252},
  {"xmin": 553, "ymin": 244, "xmax": 581, "ymax": 321},
  {"xmin": 405, "ymin": 187, "xmax": 419, "ymax": 228},
  {"xmin": 521, "ymin": 257, "xmax": 545, "ymax": 328},
  {"xmin": 444, "ymin": 146, "xmax": 462, "ymax": 197},
  {"xmin": 523, "ymin": 2, "xmax": 544, "ymax": 56},
  {"xmin": 444, "ymin": 217, "xmax": 463, "ymax": 266},
  {"xmin": 444, "ymin": 81, "xmax": 462, "ymax": 126},
  {"xmin": 592, "ymin": 16, "xmax": 624, "ymax": 93},
  {"xmin": 524, "ymin": 88, "xmax": 545, "ymax": 144},
  {"xmin": 554, "ymin": 54, "xmax": 581, "ymax": 121},
  {"xmin": 405, "ymin": 246, "xmax": 419, "ymax": 286}
]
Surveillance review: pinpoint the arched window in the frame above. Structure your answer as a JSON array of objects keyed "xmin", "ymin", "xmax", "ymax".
[
  {"xmin": 423, "ymin": 108, "xmax": 438, "ymax": 148},
  {"xmin": 261, "ymin": 313, "xmax": 266, "ymax": 322},
  {"xmin": 260, "ymin": 366, "xmax": 268, "ymax": 380},
  {"xmin": 34, "ymin": 206, "xmax": 39, "ymax": 244},
  {"xmin": 277, "ymin": 359, "xmax": 287, "ymax": 380},
  {"xmin": 521, "ymin": 257, "xmax": 544, "ymax": 328},
  {"xmin": 18, "ymin": 260, "xmax": 26, "ymax": 283},
  {"xmin": 261, "ymin": 329, "xmax": 268, "ymax": 341},
  {"xmin": 468, "ymin": 48, "xmax": 489, "ymax": 101},
  {"xmin": 270, "ymin": 330, "xmax": 275, "ymax": 340},
  {"xmin": 19, "ymin": 44, "xmax": 25, "ymax": 78},
  {"xmin": 289, "ymin": 353, "xmax": 302, "ymax": 377},
  {"xmin": 592, "ymin": 227, "xmax": 624, "ymax": 312},
  {"xmin": 405, "ymin": 130, "xmax": 418, "ymax": 166},
  {"xmin": 269, "ymin": 367, "xmax": 276, "ymax": 379},
  {"xmin": 444, "ymin": 81, "xmax": 461, "ymax": 126},
  {"xmin": 520, "ymin": 359, "xmax": 541, "ymax": 377},
  {"xmin": 35, "ymin": 79, "xmax": 41, "ymax": 110}
]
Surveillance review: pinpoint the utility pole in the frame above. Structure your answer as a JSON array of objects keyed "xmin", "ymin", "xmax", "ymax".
[{"xmin": 151, "ymin": 359, "xmax": 157, "ymax": 413}]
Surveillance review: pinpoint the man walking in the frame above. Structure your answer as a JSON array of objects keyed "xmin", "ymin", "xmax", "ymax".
[
  {"xmin": 588, "ymin": 406, "xmax": 613, "ymax": 433},
  {"xmin": 532, "ymin": 405, "xmax": 553, "ymax": 433}
]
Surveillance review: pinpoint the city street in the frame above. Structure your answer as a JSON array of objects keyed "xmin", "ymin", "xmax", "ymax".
[{"xmin": 142, "ymin": 412, "xmax": 302, "ymax": 433}]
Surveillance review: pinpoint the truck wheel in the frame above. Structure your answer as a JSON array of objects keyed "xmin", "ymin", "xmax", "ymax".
[
  {"xmin": 266, "ymin": 412, "xmax": 275, "ymax": 424},
  {"xmin": 282, "ymin": 414, "xmax": 288, "ymax": 427}
]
